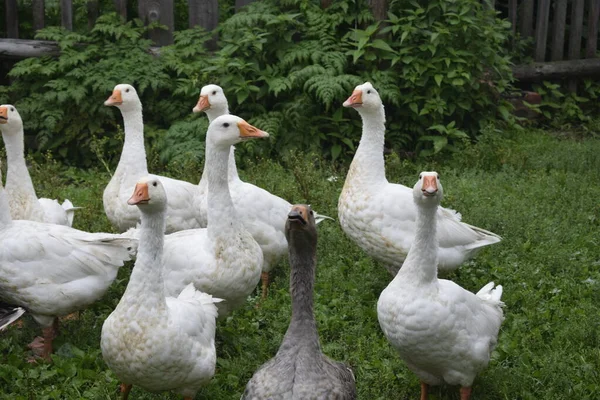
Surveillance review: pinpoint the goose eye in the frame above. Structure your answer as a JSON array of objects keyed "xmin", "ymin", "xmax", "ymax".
[
  {"xmin": 367, "ymin": 90, "xmax": 371, "ymax": 94},
  {"xmin": 10, "ymin": 107, "xmax": 14, "ymax": 112},
  {"xmin": 419, "ymin": 174, "xmax": 423, "ymax": 179},
  {"xmin": 152, "ymin": 182, "xmax": 157, "ymax": 187},
  {"xmin": 212, "ymin": 91, "xmax": 217, "ymax": 95},
  {"xmin": 310, "ymin": 210, "xmax": 314, "ymax": 215},
  {"xmin": 125, "ymin": 89, "xmax": 130, "ymax": 93},
  {"xmin": 223, "ymin": 122, "xmax": 230, "ymax": 128},
  {"xmin": 436, "ymin": 173, "xmax": 440, "ymax": 179}
]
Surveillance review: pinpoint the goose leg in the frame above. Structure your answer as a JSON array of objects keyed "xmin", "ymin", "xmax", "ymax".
[
  {"xmin": 41, "ymin": 317, "xmax": 59, "ymax": 361},
  {"xmin": 261, "ymin": 271, "xmax": 270, "ymax": 299},
  {"xmin": 460, "ymin": 386, "xmax": 472, "ymax": 400},
  {"xmin": 420, "ymin": 381, "xmax": 428, "ymax": 400},
  {"xmin": 120, "ymin": 383, "xmax": 133, "ymax": 400}
]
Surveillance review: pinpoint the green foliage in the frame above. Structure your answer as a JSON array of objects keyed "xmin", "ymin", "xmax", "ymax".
[{"xmin": 346, "ymin": 0, "xmax": 516, "ymax": 154}]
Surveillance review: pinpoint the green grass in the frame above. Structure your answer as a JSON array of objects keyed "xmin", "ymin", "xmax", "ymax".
[{"xmin": 1, "ymin": 128, "xmax": 600, "ymax": 399}]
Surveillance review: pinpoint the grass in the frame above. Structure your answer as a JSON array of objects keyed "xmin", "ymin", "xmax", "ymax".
[{"xmin": 1, "ymin": 127, "xmax": 600, "ymax": 399}]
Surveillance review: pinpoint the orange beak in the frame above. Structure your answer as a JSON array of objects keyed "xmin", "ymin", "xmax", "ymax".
[
  {"xmin": 104, "ymin": 89, "xmax": 123, "ymax": 106},
  {"xmin": 343, "ymin": 90, "xmax": 363, "ymax": 108},
  {"xmin": 192, "ymin": 95, "xmax": 210, "ymax": 113},
  {"xmin": 128, "ymin": 182, "xmax": 150, "ymax": 205},
  {"xmin": 237, "ymin": 121, "xmax": 269, "ymax": 139},
  {"xmin": 288, "ymin": 205, "xmax": 309, "ymax": 225},
  {"xmin": 0, "ymin": 106, "xmax": 7, "ymax": 124},
  {"xmin": 422, "ymin": 176, "xmax": 438, "ymax": 196}
]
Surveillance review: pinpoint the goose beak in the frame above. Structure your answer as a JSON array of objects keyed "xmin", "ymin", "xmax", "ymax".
[
  {"xmin": 193, "ymin": 95, "xmax": 210, "ymax": 113},
  {"xmin": 421, "ymin": 176, "xmax": 438, "ymax": 197},
  {"xmin": 288, "ymin": 206, "xmax": 307, "ymax": 225},
  {"xmin": 128, "ymin": 182, "xmax": 150, "ymax": 205},
  {"xmin": 343, "ymin": 90, "xmax": 363, "ymax": 108},
  {"xmin": 105, "ymin": 89, "xmax": 123, "ymax": 106},
  {"xmin": 0, "ymin": 107, "xmax": 7, "ymax": 124},
  {"xmin": 237, "ymin": 121, "xmax": 269, "ymax": 139}
]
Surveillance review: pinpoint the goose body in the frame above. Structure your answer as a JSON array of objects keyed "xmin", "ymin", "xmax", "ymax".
[
  {"xmin": 339, "ymin": 83, "xmax": 501, "ymax": 275},
  {"xmin": 243, "ymin": 205, "xmax": 356, "ymax": 400},
  {"xmin": 103, "ymin": 84, "xmax": 203, "ymax": 233},
  {"xmin": 377, "ymin": 172, "xmax": 504, "ymax": 399},
  {"xmin": 161, "ymin": 115, "xmax": 266, "ymax": 316},
  {"xmin": 0, "ymin": 105, "xmax": 77, "ymax": 226},
  {"xmin": 193, "ymin": 85, "xmax": 331, "ymax": 297},
  {"xmin": 0, "ymin": 163, "xmax": 136, "ymax": 359},
  {"xmin": 102, "ymin": 177, "xmax": 220, "ymax": 399}
]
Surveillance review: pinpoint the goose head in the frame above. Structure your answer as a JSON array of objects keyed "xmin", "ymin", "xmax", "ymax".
[
  {"xmin": 343, "ymin": 82, "xmax": 382, "ymax": 112},
  {"xmin": 413, "ymin": 171, "xmax": 443, "ymax": 208},
  {"xmin": 0, "ymin": 104, "xmax": 23, "ymax": 134},
  {"xmin": 127, "ymin": 176, "xmax": 167, "ymax": 214},
  {"xmin": 207, "ymin": 115, "xmax": 269, "ymax": 149},
  {"xmin": 193, "ymin": 84, "xmax": 229, "ymax": 120},
  {"xmin": 285, "ymin": 204, "xmax": 317, "ymax": 246},
  {"xmin": 104, "ymin": 84, "xmax": 141, "ymax": 112}
]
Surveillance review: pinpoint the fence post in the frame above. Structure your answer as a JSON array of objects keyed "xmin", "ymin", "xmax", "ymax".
[
  {"xmin": 520, "ymin": 0, "xmax": 535, "ymax": 38},
  {"xmin": 534, "ymin": 0, "xmax": 550, "ymax": 61},
  {"xmin": 6, "ymin": 0, "xmax": 19, "ymax": 38},
  {"xmin": 32, "ymin": 0, "xmax": 45, "ymax": 32},
  {"xmin": 235, "ymin": 0, "xmax": 255, "ymax": 11},
  {"xmin": 114, "ymin": 0, "xmax": 127, "ymax": 21},
  {"xmin": 586, "ymin": 0, "xmax": 600, "ymax": 58},
  {"xmin": 87, "ymin": 0, "xmax": 99, "ymax": 30},
  {"xmin": 551, "ymin": 0, "xmax": 568, "ymax": 61},
  {"xmin": 508, "ymin": 0, "xmax": 517, "ymax": 36},
  {"xmin": 139, "ymin": 0, "xmax": 174, "ymax": 46},
  {"xmin": 567, "ymin": 0, "xmax": 585, "ymax": 91},
  {"xmin": 61, "ymin": 0, "xmax": 73, "ymax": 30}
]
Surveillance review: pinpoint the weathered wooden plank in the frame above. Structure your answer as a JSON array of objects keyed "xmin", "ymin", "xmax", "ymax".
[
  {"xmin": 550, "ymin": 0, "xmax": 568, "ymax": 61},
  {"xmin": 138, "ymin": 0, "xmax": 174, "ymax": 46},
  {"xmin": 0, "ymin": 38, "xmax": 161, "ymax": 59},
  {"xmin": 508, "ymin": 0, "xmax": 517, "ymax": 36},
  {"xmin": 321, "ymin": 0, "xmax": 333, "ymax": 7},
  {"xmin": 6, "ymin": 0, "xmax": 19, "ymax": 38},
  {"xmin": 586, "ymin": 0, "xmax": 600, "ymax": 58},
  {"xmin": 61, "ymin": 0, "xmax": 73, "ymax": 31},
  {"xmin": 520, "ymin": 0, "xmax": 535, "ymax": 38},
  {"xmin": 87, "ymin": 0, "xmax": 99, "ymax": 30},
  {"xmin": 0, "ymin": 39, "xmax": 60, "ymax": 58},
  {"xmin": 513, "ymin": 58, "xmax": 600, "ymax": 81},
  {"xmin": 368, "ymin": 0, "xmax": 388, "ymax": 21},
  {"xmin": 114, "ymin": 0, "xmax": 127, "ymax": 21},
  {"xmin": 534, "ymin": 0, "xmax": 551, "ymax": 61},
  {"xmin": 189, "ymin": 0, "xmax": 218, "ymax": 31},
  {"xmin": 235, "ymin": 0, "xmax": 255, "ymax": 11},
  {"xmin": 32, "ymin": 0, "xmax": 45, "ymax": 32}
]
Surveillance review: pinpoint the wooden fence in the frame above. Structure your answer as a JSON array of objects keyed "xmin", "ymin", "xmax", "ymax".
[{"xmin": 1, "ymin": 0, "xmax": 600, "ymax": 82}]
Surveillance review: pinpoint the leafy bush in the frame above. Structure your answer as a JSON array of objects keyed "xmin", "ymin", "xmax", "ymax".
[{"xmin": 2, "ymin": 0, "xmax": 519, "ymax": 166}]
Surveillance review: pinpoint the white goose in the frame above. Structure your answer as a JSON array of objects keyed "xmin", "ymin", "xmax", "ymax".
[
  {"xmin": 102, "ymin": 177, "xmax": 221, "ymax": 400},
  {"xmin": 103, "ymin": 84, "xmax": 203, "ymax": 233},
  {"xmin": 0, "ymin": 105, "xmax": 77, "ymax": 226},
  {"xmin": 0, "ymin": 162, "xmax": 136, "ymax": 360},
  {"xmin": 339, "ymin": 82, "xmax": 501, "ymax": 275},
  {"xmin": 161, "ymin": 115, "xmax": 266, "ymax": 316},
  {"xmin": 193, "ymin": 84, "xmax": 331, "ymax": 298},
  {"xmin": 377, "ymin": 172, "xmax": 504, "ymax": 400}
]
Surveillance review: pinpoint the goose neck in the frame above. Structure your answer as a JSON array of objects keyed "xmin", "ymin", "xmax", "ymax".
[
  {"xmin": 121, "ymin": 210, "xmax": 166, "ymax": 303},
  {"xmin": 205, "ymin": 143, "xmax": 239, "ymax": 230},
  {"xmin": 395, "ymin": 205, "xmax": 438, "ymax": 284},
  {"xmin": 116, "ymin": 106, "xmax": 148, "ymax": 174},
  {"xmin": 1, "ymin": 128, "xmax": 38, "ymax": 199},
  {"xmin": 350, "ymin": 106, "xmax": 387, "ymax": 186},
  {"xmin": 281, "ymin": 232, "xmax": 319, "ymax": 350}
]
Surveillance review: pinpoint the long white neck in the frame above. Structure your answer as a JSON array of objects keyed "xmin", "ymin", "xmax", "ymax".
[
  {"xmin": 395, "ymin": 204, "xmax": 439, "ymax": 285},
  {"xmin": 114, "ymin": 105, "xmax": 148, "ymax": 178},
  {"xmin": 119, "ymin": 208, "xmax": 166, "ymax": 309},
  {"xmin": 205, "ymin": 142, "xmax": 242, "ymax": 234},
  {"xmin": 347, "ymin": 106, "xmax": 387, "ymax": 187},
  {"xmin": 201, "ymin": 105, "xmax": 239, "ymax": 183},
  {"xmin": 0, "ymin": 183, "xmax": 13, "ymax": 227},
  {"xmin": 1, "ymin": 126, "xmax": 39, "ymax": 201}
]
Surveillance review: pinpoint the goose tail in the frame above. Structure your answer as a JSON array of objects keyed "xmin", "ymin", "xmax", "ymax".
[
  {"xmin": 464, "ymin": 222, "xmax": 502, "ymax": 249},
  {"xmin": 61, "ymin": 199, "xmax": 82, "ymax": 227},
  {"xmin": 476, "ymin": 282, "xmax": 504, "ymax": 305},
  {"xmin": 0, "ymin": 303, "xmax": 25, "ymax": 332}
]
